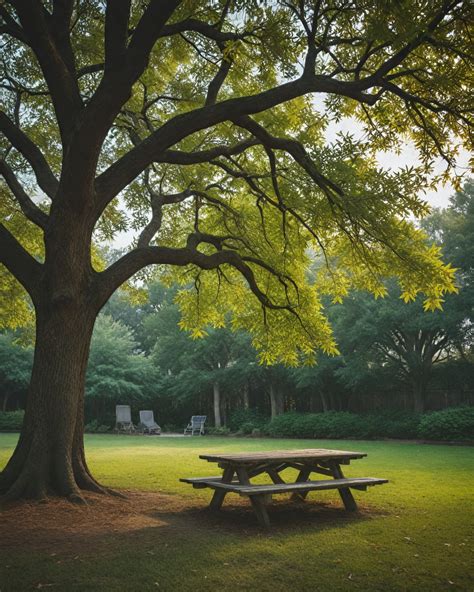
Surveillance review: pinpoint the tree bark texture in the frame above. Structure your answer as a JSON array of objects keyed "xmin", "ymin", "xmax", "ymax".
[{"xmin": 0, "ymin": 300, "xmax": 104, "ymax": 501}]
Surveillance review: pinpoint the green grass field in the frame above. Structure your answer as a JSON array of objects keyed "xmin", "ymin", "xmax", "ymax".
[{"xmin": 1, "ymin": 433, "xmax": 473, "ymax": 591}]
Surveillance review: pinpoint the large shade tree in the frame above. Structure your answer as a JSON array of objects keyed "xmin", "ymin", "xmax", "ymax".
[
  {"xmin": 0, "ymin": 0, "xmax": 472, "ymax": 501},
  {"xmin": 331, "ymin": 284, "xmax": 467, "ymax": 413}
]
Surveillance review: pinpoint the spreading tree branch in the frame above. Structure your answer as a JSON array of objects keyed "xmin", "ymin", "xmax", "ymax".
[
  {"xmin": 9, "ymin": 0, "xmax": 83, "ymax": 143},
  {"xmin": 0, "ymin": 222, "xmax": 42, "ymax": 298},
  {"xmin": 98, "ymin": 244, "xmax": 294, "ymax": 312},
  {"xmin": 158, "ymin": 18, "xmax": 253, "ymax": 44},
  {"xmin": 94, "ymin": 73, "xmax": 379, "ymax": 212},
  {"xmin": 157, "ymin": 139, "xmax": 259, "ymax": 165},
  {"xmin": 0, "ymin": 4, "xmax": 27, "ymax": 43},
  {"xmin": 0, "ymin": 159, "xmax": 49, "ymax": 229},
  {"xmin": 0, "ymin": 112, "xmax": 59, "ymax": 199},
  {"xmin": 104, "ymin": 0, "xmax": 132, "ymax": 73}
]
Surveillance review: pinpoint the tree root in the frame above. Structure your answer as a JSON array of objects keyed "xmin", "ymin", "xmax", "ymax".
[
  {"xmin": 68, "ymin": 493, "xmax": 88, "ymax": 505},
  {"xmin": 0, "ymin": 468, "xmax": 47, "ymax": 505},
  {"xmin": 73, "ymin": 453, "xmax": 127, "ymax": 499},
  {"xmin": 1, "ymin": 434, "xmax": 125, "ymax": 504}
]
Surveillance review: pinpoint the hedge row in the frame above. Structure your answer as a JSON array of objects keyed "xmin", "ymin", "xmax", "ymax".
[
  {"xmin": 0, "ymin": 410, "xmax": 24, "ymax": 431},
  {"xmin": 232, "ymin": 408, "xmax": 474, "ymax": 442},
  {"xmin": 1, "ymin": 407, "xmax": 473, "ymax": 441},
  {"xmin": 418, "ymin": 407, "xmax": 474, "ymax": 441},
  {"xmin": 264, "ymin": 411, "xmax": 421, "ymax": 439}
]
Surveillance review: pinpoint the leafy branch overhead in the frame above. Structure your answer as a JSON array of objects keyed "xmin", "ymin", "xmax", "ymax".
[{"xmin": 1, "ymin": 0, "xmax": 472, "ymax": 363}]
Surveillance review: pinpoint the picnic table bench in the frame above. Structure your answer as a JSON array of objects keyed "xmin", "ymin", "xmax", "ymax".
[{"xmin": 180, "ymin": 448, "xmax": 388, "ymax": 527}]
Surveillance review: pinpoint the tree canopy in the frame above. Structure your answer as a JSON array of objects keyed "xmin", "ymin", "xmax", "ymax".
[{"xmin": 2, "ymin": 0, "xmax": 472, "ymax": 363}]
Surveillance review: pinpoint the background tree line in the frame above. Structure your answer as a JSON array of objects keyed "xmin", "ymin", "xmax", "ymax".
[{"xmin": 1, "ymin": 182, "xmax": 473, "ymax": 430}]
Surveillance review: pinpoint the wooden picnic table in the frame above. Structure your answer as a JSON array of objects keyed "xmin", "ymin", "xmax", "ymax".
[{"xmin": 180, "ymin": 448, "xmax": 388, "ymax": 527}]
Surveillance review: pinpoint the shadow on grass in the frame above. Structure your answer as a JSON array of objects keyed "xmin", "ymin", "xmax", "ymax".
[
  {"xmin": 143, "ymin": 497, "xmax": 389, "ymax": 537},
  {"xmin": 0, "ymin": 493, "xmax": 417, "ymax": 592},
  {"xmin": 0, "ymin": 489, "xmax": 390, "ymax": 554}
]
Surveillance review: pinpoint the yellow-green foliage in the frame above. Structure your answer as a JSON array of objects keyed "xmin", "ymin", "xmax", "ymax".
[
  {"xmin": 1, "ymin": 0, "xmax": 471, "ymax": 362},
  {"xmin": 0, "ymin": 195, "xmax": 43, "ymax": 330},
  {"xmin": 163, "ymin": 145, "xmax": 458, "ymax": 364}
]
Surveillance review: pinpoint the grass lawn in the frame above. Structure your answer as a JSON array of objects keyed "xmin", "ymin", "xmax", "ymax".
[{"xmin": 1, "ymin": 433, "xmax": 473, "ymax": 591}]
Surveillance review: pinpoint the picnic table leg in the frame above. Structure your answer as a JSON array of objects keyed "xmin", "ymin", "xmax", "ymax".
[
  {"xmin": 330, "ymin": 462, "xmax": 358, "ymax": 512},
  {"xmin": 209, "ymin": 466, "xmax": 234, "ymax": 510},
  {"xmin": 236, "ymin": 467, "xmax": 271, "ymax": 528},
  {"xmin": 267, "ymin": 468, "xmax": 285, "ymax": 485},
  {"xmin": 290, "ymin": 465, "xmax": 311, "ymax": 501}
]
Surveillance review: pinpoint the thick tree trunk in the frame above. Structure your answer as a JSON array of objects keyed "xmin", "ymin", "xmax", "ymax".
[
  {"xmin": 213, "ymin": 381, "xmax": 221, "ymax": 428},
  {"xmin": 0, "ymin": 302, "xmax": 104, "ymax": 501}
]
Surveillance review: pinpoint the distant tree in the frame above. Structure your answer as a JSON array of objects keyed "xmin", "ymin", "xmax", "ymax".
[
  {"xmin": 329, "ymin": 182, "xmax": 474, "ymax": 412},
  {"xmin": 292, "ymin": 354, "xmax": 345, "ymax": 412},
  {"xmin": 86, "ymin": 315, "xmax": 157, "ymax": 420},
  {"xmin": 421, "ymin": 180, "xmax": 474, "ymax": 357},
  {"xmin": 152, "ymin": 313, "xmax": 237, "ymax": 427},
  {"xmin": 331, "ymin": 287, "xmax": 466, "ymax": 412}
]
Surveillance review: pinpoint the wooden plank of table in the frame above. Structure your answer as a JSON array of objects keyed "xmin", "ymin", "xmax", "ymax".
[
  {"xmin": 195, "ymin": 477, "xmax": 388, "ymax": 495},
  {"xmin": 200, "ymin": 448, "xmax": 366, "ymax": 464}
]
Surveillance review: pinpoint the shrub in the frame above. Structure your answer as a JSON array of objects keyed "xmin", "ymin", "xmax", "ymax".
[
  {"xmin": 0, "ymin": 410, "xmax": 24, "ymax": 431},
  {"xmin": 266, "ymin": 411, "xmax": 422, "ymax": 440},
  {"xmin": 265, "ymin": 412, "xmax": 369, "ymax": 439},
  {"xmin": 162, "ymin": 424, "xmax": 180, "ymax": 433},
  {"xmin": 418, "ymin": 407, "xmax": 474, "ymax": 441},
  {"xmin": 84, "ymin": 419, "xmax": 111, "ymax": 433},
  {"xmin": 206, "ymin": 426, "xmax": 231, "ymax": 436},
  {"xmin": 239, "ymin": 421, "xmax": 260, "ymax": 434},
  {"xmin": 366, "ymin": 410, "xmax": 421, "ymax": 439},
  {"xmin": 228, "ymin": 408, "xmax": 266, "ymax": 432}
]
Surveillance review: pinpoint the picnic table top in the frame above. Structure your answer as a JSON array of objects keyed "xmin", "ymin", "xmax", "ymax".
[{"xmin": 199, "ymin": 448, "xmax": 367, "ymax": 464}]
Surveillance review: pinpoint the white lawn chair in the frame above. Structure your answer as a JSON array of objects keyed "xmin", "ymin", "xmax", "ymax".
[
  {"xmin": 138, "ymin": 410, "xmax": 161, "ymax": 435},
  {"xmin": 184, "ymin": 415, "xmax": 207, "ymax": 435},
  {"xmin": 115, "ymin": 405, "xmax": 136, "ymax": 433}
]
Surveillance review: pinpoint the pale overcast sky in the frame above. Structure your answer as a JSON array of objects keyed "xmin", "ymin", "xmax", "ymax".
[{"xmin": 325, "ymin": 116, "xmax": 471, "ymax": 209}]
